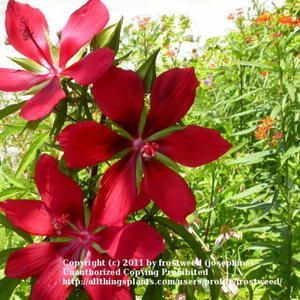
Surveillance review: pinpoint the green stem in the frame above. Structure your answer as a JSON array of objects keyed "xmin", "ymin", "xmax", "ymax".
[
  {"xmin": 87, "ymin": 114, "xmax": 107, "ymax": 208},
  {"xmin": 205, "ymin": 167, "xmax": 216, "ymax": 243}
]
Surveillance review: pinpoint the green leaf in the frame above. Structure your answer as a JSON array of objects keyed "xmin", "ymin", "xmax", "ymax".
[
  {"xmin": 281, "ymin": 146, "xmax": 300, "ymax": 164},
  {"xmin": 0, "ymin": 168, "xmax": 27, "ymax": 189},
  {"xmin": 233, "ymin": 201, "xmax": 272, "ymax": 210},
  {"xmin": 0, "ymin": 277, "xmax": 21, "ymax": 299},
  {"xmin": 146, "ymin": 125, "xmax": 184, "ymax": 141},
  {"xmin": 23, "ymin": 119, "xmax": 43, "ymax": 132},
  {"xmin": 91, "ymin": 17, "xmax": 123, "ymax": 53},
  {"xmin": 142, "ymin": 254, "xmax": 165, "ymax": 300},
  {"xmin": 154, "ymin": 217, "xmax": 221, "ymax": 300},
  {"xmin": 0, "ymin": 248, "xmax": 19, "ymax": 266},
  {"xmin": 136, "ymin": 155, "xmax": 143, "ymax": 195},
  {"xmin": 0, "ymin": 214, "xmax": 33, "ymax": 243},
  {"xmin": 0, "ymin": 187, "xmax": 25, "ymax": 201},
  {"xmin": 227, "ymin": 150, "xmax": 275, "ymax": 165},
  {"xmin": 50, "ymin": 100, "xmax": 68, "ymax": 137},
  {"xmin": 137, "ymin": 49, "xmax": 160, "ymax": 92},
  {"xmin": 0, "ymin": 101, "xmax": 25, "ymax": 120},
  {"xmin": 270, "ymin": 105, "xmax": 281, "ymax": 119},
  {"xmin": 142, "ymin": 284, "xmax": 163, "ymax": 300},
  {"xmin": 238, "ymin": 60, "xmax": 275, "ymax": 70},
  {"xmin": 0, "ymin": 125, "xmax": 24, "ymax": 142},
  {"xmin": 155, "ymin": 153, "xmax": 181, "ymax": 173},
  {"xmin": 9, "ymin": 57, "xmax": 44, "ymax": 73},
  {"xmin": 115, "ymin": 50, "xmax": 132, "ymax": 65},
  {"xmin": 16, "ymin": 133, "xmax": 48, "ymax": 178},
  {"xmin": 230, "ymin": 184, "xmax": 267, "ymax": 200}
]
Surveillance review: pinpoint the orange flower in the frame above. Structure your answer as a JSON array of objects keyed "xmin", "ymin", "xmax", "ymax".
[
  {"xmin": 255, "ymin": 13, "xmax": 272, "ymax": 24},
  {"xmin": 137, "ymin": 16, "xmax": 151, "ymax": 28},
  {"xmin": 255, "ymin": 127, "xmax": 268, "ymax": 139},
  {"xmin": 262, "ymin": 116, "xmax": 273, "ymax": 128},
  {"xmin": 272, "ymin": 131, "xmax": 282, "ymax": 140},
  {"xmin": 272, "ymin": 32, "xmax": 282, "ymax": 38},
  {"xmin": 227, "ymin": 13, "xmax": 235, "ymax": 20},
  {"xmin": 166, "ymin": 49, "xmax": 176, "ymax": 58},
  {"xmin": 245, "ymin": 36, "xmax": 254, "ymax": 44},
  {"xmin": 278, "ymin": 16, "xmax": 294, "ymax": 25},
  {"xmin": 255, "ymin": 117, "xmax": 274, "ymax": 140},
  {"xmin": 260, "ymin": 70, "xmax": 269, "ymax": 77},
  {"xmin": 293, "ymin": 19, "xmax": 300, "ymax": 27}
]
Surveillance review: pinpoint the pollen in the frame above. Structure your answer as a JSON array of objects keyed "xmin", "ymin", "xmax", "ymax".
[
  {"xmin": 19, "ymin": 17, "xmax": 35, "ymax": 41},
  {"xmin": 52, "ymin": 213, "xmax": 70, "ymax": 235},
  {"xmin": 141, "ymin": 142, "xmax": 159, "ymax": 161}
]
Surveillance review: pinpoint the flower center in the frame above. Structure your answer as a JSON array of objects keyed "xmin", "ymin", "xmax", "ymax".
[
  {"xmin": 78, "ymin": 230, "xmax": 92, "ymax": 245},
  {"xmin": 141, "ymin": 142, "xmax": 159, "ymax": 161},
  {"xmin": 51, "ymin": 213, "xmax": 70, "ymax": 235}
]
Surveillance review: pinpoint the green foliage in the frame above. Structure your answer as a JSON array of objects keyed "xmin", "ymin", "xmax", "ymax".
[{"xmin": 0, "ymin": 0, "xmax": 299, "ymax": 299}]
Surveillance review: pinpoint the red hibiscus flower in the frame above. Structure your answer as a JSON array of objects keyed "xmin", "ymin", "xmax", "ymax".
[
  {"xmin": 0, "ymin": 0, "xmax": 114, "ymax": 121},
  {"xmin": 0, "ymin": 154, "xmax": 164, "ymax": 300},
  {"xmin": 58, "ymin": 67, "xmax": 232, "ymax": 226}
]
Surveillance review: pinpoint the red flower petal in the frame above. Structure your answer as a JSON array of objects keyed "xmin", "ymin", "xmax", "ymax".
[
  {"xmin": 20, "ymin": 77, "xmax": 65, "ymax": 121},
  {"xmin": 129, "ymin": 180, "xmax": 150, "ymax": 213},
  {"xmin": 5, "ymin": 242, "xmax": 65, "ymax": 279},
  {"xmin": 92, "ymin": 67, "xmax": 144, "ymax": 137},
  {"xmin": 0, "ymin": 200, "xmax": 55, "ymax": 236},
  {"xmin": 59, "ymin": 0, "xmax": 109, "ymax": 67},
  {"xmin": 0, "ymin": 68, "xmax": 48, "ymax": 92},
  {"xmin": 90, "ymin": 155, "xmax": 137, "ymax": 228},
  {"xmin": 143, "ymin": 160, "xmax": 196, "ymax": 225},
  {"xmin": 31, "ymin": 257, "xmax": 76, "ymax": 300},
  {"xmin": 157, "ymin": 125, "xmax": 232, "ymax": 167},
  {"xmin": 57, "ymin": 121, "xmax": 130, "ymax": 168},
  {"xmin": 83, "ymin": 250, "xmax": 131, "ymax": 300},
  {"xmin": 35, "ymin": 154, "xmax": 84, "ymax": 228},
  {"xmin": 62, "ymin": 48, "xmax": 114, "ymax": 85},
  {"xmin": 99, "ymin": 221, "xmax": 164, "ymax": 268},
  {"xmin": 144, "ymin": 68, "xmax": 199, "ymax": 137},
  {"xmin": 5, "ymin": 0, "xmax": 53, "ymax": 67}
]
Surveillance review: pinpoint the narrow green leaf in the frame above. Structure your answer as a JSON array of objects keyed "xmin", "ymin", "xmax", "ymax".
[
  {"xmin": 0, "ymin": 101, "xmax": 25, "ymax": 120},
  {"xmin": 16, "ymin": 133, "xmax": 48, "ymax": 178},
  {"xmin": 136, "ymin": 155, "xmax": 143, "ymax": 195},
  {"xmin": 115, "ymin": 50, "xmax": 132, "ymax": 65},
  {"xmin": 137, "ymin": 49, "xmax": 160, "ymax": 92},
  {"xmin": 146, "ymin": 125, "xmax": 184, "ymax": 141},
  {"xmin": 230, "ymin": 184, "xmax": 267, "ymax": 200},
  {"xmin": 281, "ymin": 146, "xmax": 300, "ymax": 164},
  {"xmin": 155, "ymin": 153, "xmax": 181, "ymax": 173},
  {"xmin": 9, "ymin": 57, "xmax": 44, "ymax": 73},
  {"xmin": 227, "ymin": 150, "xmax": 275, "ymax": 165},
  {"xmin": 0, "ymin": 277, "xmax": 21, "ymax": 299},
  {"xmin": 270, "ymin": 105, "xmax": 281, "ymax": 119},
  {"xmin": 91, "ymin": 17, "xmax": 123, "ymax": 53},
  {"xmin": 0, "ymin": 214, "xmax": 33, "ymax": 243},
  {"xmin": 0, "ymin": 248, "xmax": 19, "ymax": 266},
  {"xmin": 0, "ymin": 169, "xmax": 27, "ymax": 189},
  {"xmin": 0, "ymin": 187, "xmax": 25, "ymax": 201},
  {"xmin": 50, "ymin": 100, "xmax": 68, "ymax": 137},
  {"xmin": 238, "ymin": 60, "xmax": 275, "ymax": 70},
  {"xmin": 154, "ymin": 217, "xmax": 221, "ymax": 300}
]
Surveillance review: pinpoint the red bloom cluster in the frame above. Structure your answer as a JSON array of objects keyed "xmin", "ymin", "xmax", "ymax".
[
  {"xmin": 255, "ymin": 13, "xmax": 272, "ymax": 24},
  {"xmin": 0, "ymin": 0, "xmax": 114, "ymax": 120},
  {"xmin": 278, "ymin": 15, "xmax": 299, "ymax": 26},
  {"xmin": 58, "ymin": 66, "xmax": 232, "ymax": 225},
  {"xmin": 0, "ymin": 155, "xmax": 164, "ymax": 299},
  {"xmin": 254, "ymin": 117, "xmax": 273, "ymax": 140}
]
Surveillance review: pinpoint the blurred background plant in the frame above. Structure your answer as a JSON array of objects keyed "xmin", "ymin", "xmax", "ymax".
[{"xmin": 0, "ymin": 0, "xmax": 299, "ymax": 299}]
